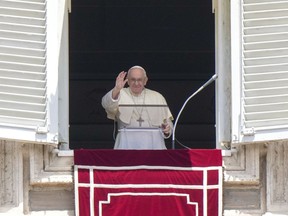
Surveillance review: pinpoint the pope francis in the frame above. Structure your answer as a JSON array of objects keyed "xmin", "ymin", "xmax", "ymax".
[{"xmin": 102, "ymin": 65, "xmax": 174, "ymax": 149}]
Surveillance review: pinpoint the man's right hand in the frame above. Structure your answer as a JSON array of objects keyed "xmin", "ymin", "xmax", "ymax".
[{"xmin": 112, "ymin": 71, "xmax": 128, "ymax": 99}]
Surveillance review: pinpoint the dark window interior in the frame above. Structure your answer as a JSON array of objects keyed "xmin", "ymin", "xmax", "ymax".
[{"xmin": 69, "ymin": 0, "xmax": 215, "ymax": 149}]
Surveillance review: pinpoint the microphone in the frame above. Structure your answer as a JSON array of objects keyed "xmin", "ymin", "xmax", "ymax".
[{"xmin": 172, "ymin": 74, "xmax": 218, "ymax": 149}]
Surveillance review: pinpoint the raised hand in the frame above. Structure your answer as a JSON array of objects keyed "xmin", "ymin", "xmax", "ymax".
[{"xmin": 112, "ymin": 71, "xmax": 128, "ymax": 99}]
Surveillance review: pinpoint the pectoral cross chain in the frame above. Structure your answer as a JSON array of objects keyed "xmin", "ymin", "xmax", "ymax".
[{"xmin": 137, "ymin": 116, "xmax": 144, "ymax": 127}]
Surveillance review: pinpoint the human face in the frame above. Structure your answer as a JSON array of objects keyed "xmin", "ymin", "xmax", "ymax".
[{"xmin": 127, "ymin": 68, "xmax": 148, "ymax": 95}]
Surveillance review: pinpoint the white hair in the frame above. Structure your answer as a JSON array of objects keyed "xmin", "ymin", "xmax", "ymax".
[{"xmin": 127, "ymin": 65, "xmax": 147, "ymax": 78}]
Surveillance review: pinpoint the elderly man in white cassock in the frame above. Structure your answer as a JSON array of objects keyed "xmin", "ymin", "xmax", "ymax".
[{"xmin": 102, "ymin": 65, "xmax": 174, "ymax": 149}]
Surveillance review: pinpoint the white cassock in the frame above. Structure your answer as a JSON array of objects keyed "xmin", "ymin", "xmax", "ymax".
[{"xmin": 102, "ymin": 88, "xmax": 174, "ymax": 149}]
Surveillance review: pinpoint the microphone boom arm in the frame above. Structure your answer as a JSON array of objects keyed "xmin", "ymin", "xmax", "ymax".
[{"xmin": 172, "ymin": 74, "xmax": 218, "ymax": 149}]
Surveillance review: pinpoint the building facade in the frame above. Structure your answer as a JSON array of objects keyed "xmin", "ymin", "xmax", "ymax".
[{"xmin": 0, "ymin": 0, "xmax": 288, "ymax": 215}]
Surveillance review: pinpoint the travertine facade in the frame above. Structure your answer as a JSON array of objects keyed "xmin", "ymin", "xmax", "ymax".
[
  {"xmin": 224, "ymin": 142, "xmax": 288, "ymax": 215},
  {"xmin": 0, "ymin": 141, "xmax": 74, "ymax": 216},
  {"xmin": 1, "ymin": 141, "xmax": 288, "ymax": 215}
]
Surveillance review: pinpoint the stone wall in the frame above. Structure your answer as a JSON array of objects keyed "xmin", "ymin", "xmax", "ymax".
[
  {"xmin": 0, "ymin": 141, "xmax": 22, "ymax": 211},
  {"xmin": 0, "ymin": 141, "xmax": 74, "ymax": 215},
  {"xmin": 223, "ymin": 141, "xmax": 288, "ymax": 215}
]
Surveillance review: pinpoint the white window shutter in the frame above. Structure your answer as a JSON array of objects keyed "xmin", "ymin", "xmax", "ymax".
[
  {"xmin": 0, "ymin": 0, "xmax": 68, "ymax": 145},
  {"xmin": 231, "ymin": 0, "xmax": 288, "ymax": 143}
]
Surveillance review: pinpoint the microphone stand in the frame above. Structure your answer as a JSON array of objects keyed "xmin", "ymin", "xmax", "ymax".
[{"xmin": 172, "ymin": 74, "xmax": 218, "ymax": 149}]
